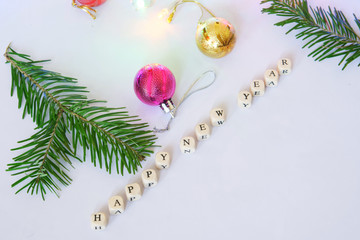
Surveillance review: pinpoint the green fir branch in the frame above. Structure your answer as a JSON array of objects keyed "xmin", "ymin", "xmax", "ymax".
[
  {"xmin": 66, "ymin": 100, "xmax": 156, "ymax": 175},
  {"xmin": 4, "ymin": 45, "xmax": 157, "ymax": 200},
  {"xmin": 8, "ymin": 109, "xmax": 76, "ymax": 199},
  {"xmin": 261, "ymin": 0, "xmax": 360, "ymax": 69}
]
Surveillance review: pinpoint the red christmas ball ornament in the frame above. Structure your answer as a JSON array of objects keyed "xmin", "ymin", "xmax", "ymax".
[{"xmin": 76, "ymin": 0, "xmax": 106, "ymax": 7}]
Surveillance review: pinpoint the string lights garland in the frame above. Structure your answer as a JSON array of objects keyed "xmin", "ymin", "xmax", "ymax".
[{"xmin": 72, "ymin": 0, "xmax": 156, "ymax": 19}]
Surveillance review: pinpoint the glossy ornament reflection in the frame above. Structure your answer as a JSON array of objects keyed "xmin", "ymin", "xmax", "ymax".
[
  {"xmin": 196, "ymin": 17, "xmax": 236, "ymax": 58},
  {"xmin": 134, "ymin": 64, "xmax": 176, "ymax": 117}
]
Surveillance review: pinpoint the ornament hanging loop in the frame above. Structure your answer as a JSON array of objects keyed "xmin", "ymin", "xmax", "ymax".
[
  {"xmin": 72, "ymin": 0, "xmax": 97, "ymax": 20},
  {"xmin": 167, "ymin": 0, "xmax": 216, "ymax": 23},
  {"xmin": 153, "ymin": 70, "xmax": 216, "ymax": 133},
  {"xmin": 172, "ymin": 69, "xmax": 216, "ymax": 117}
]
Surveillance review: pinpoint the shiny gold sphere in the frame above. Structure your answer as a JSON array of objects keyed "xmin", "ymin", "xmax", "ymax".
[{"xmin": 195, "ymin": 17, "xmax": 236, "ymax": 58}]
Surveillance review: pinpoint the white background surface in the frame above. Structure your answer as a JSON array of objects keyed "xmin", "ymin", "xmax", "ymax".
[{"xmin": 1, "ymin": 0, "xmax": 360, "ymax": 239}]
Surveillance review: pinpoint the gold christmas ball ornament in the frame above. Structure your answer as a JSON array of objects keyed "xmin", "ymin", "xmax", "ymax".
[
  {"xmin": 195, "ymin": 17, "xmax": 236, "ymax": 58},
  {"xmin": 164, "ymin": 1, "xmax": 237, "ymax": 58}
]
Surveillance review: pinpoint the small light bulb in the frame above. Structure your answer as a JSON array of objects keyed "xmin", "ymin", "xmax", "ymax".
[
  {"xmin": 158, "ymin": 8, "xmax": 169, "ymax": 20},
  {"xmin": 131, "ymin": 0, "xmax": 154, "ymax": 10},
  {"xmin": 137, "ymin": 1, "xmax": 145, "ymax": 9}
]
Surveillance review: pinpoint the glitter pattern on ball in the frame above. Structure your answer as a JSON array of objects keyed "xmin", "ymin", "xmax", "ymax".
[{"xmin": 134, "ymin": 64, "xmax": 176, "ymax": 106}]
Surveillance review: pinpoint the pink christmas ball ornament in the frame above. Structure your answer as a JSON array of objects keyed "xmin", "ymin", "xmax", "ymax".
[
  {"xmin": 77, "ymin": 0, "xmax": 106, "ymax": 7},
  {"xmin": 134, "ymin": 64, "xmax": 176, "ymax": 117}
]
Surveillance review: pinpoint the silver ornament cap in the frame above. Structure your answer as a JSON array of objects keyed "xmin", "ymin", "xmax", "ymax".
[{"xmin": 160, "ymin": 99, "xmax": 176, "ymax": 118}]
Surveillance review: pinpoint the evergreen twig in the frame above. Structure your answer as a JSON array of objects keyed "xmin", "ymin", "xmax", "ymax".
[
  {"xmin": 261, "ymin": 0, "xmax": 360, "ymax": 69},
  {"xmin": 4, "ymin": 45, "xmax": 157, "ymax": 200}
]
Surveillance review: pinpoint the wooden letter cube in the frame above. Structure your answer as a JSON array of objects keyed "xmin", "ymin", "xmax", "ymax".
[
  {"xmin": 250, "ymin": 80, "xmax": 265, "ymax": 96},
  {"xmin": 277, "ymin": 58, "xmax": 292, "ymax": 75},
  {"xmin": 142, "ymin": 169, "xmax": 158, "ymax": 188},
  {"xmin": 108, "ymin": 195, "xmax": 125, "ymax": 215},
  {"xmin": 210, "ymin": 108, "xmax": 225, "ymax": 126},
  {"xmin": 180, "ymin": 136, "xmax": 196, "ymax": 154},
  {"xmin": 238, "ymin": 90, "xmax": 252, "ymax": 108},
  {"xmin": 195, "ymin": 123, "xmax": 211, "ymax": 141},
  {"xmin": 125, "ymin": 183, "xmax": 142, "ymax": 201},
  {"xmin": 264, "ymin": 69, "xmax": 279, "ymax": 87},
  {"xmin": 90, "ymin": 212, "xmax": 108, "ymax": 230},
  {"xmin": 155, "ymin": 151, "xmax": 171, "ymax": 169}
]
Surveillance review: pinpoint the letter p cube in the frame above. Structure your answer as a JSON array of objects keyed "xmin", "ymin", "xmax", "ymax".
[{"xmin": 125, "ymin": 183, "xmax": 142, "ymax": 202}]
